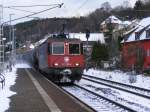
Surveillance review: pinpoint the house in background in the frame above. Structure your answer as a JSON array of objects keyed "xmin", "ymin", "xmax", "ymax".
[
  {"xmin": 121, "ymin": 17, "xmax": 150, "ymax": 71},
  {"xmin": 100, "ymin": 15, "xmax": 131, "ymax": 33}
]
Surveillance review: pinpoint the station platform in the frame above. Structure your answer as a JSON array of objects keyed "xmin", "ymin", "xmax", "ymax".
[{"xmin": 6, "ymin": 68, "xmax": 94, "ymax": 112}]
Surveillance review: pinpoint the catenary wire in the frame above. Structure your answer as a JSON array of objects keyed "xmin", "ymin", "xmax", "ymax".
[
  {"xmin": 2, "ymin": 3, "xmax": 64, "ymax": 24},
  {"xmin": 6, "ymin": 7, "xmax": 35, "ymax": 13}
]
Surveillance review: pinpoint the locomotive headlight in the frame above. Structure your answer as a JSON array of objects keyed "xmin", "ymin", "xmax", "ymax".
[
  {"xmin": 75, "ymin": 63, "xmax": 80, "ymax": 66},
  {"xmin": 65, "ymin": 42, "xmax": 68, "ymax": 45},
  {"xmin": 54, "ymin": 63, "xmax": 59, "ymax": 66}
]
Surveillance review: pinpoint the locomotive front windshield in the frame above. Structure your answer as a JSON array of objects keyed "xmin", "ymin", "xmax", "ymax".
[
  {"xmin": 52, "ymin": 43, "xmax": 64, "ymax": 54},
  {"xmin": 69, "ymin": 43, "xmax": 80, "ymax": 54}
]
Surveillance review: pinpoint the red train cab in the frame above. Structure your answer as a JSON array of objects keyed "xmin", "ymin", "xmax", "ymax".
[{"xmin": 35, "ymin": 34, "xmax": 84, "ymax": 83}]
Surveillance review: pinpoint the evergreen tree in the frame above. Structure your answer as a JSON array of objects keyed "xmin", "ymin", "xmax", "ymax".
[{"xmin": 91, "ymin": 42, "xmax": 109, "ymax": 64}]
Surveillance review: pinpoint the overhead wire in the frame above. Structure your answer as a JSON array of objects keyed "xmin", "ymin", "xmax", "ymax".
[
  {"xmin": 77, "ymin": 0, "xmax": 89, "ymax": 10},
  {"xmin": 2, "ymin": 3, "xmax": 64, "ymax": 24},
  {"xmin": 3, "ymin": 3, "xmax": 63, "ymax": 17},
  {"xmin": 6, "ymin": 7, "xmax": 35, "ymax": 13},
  {"xmin": 3, "ymin": 4, "xmax": 60, "ymax": 8},
  {"xmin": 71, "ymin": 0, "xmax": 89, "ymax": 16}
]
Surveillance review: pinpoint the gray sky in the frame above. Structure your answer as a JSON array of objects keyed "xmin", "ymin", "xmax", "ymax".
[{"xmin": 0, "ymin": 0, "xmax": 137, "ymax": 24}]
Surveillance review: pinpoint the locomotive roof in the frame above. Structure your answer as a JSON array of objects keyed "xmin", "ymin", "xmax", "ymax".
[
  {"xmin": 34, "ymin": 34, "xmax": 81, "ymax": 47},
  {"xmin": 47, "ymin": 37, "xmax": 81, "ymax": 41}
]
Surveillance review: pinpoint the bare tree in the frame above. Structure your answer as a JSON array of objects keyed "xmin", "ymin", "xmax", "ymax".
[
  {"xmin": 122, "ymin": 0, "xmax": 132, "ymax": 8},
  {"xmin": 101, "ymin": 2, "xmax": 112, "ymax": 12}
]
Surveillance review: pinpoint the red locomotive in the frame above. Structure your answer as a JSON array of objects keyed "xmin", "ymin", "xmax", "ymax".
[{"xmin": 33, "ymin": 34, "xmax": 85, "ymax": 83}]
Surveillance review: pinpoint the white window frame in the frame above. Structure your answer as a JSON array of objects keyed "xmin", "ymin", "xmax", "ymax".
[{"xmin": 52, "ymin": 42, "xmax": 64, "ymax": 55}]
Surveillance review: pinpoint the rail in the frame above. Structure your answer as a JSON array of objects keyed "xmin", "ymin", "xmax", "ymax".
[
  {"xmin": 75, "ymin": 84, "xmax": 136, "ymax": 112},
  {"xmin": 0, "ymin": 73, "xmax": 5, "ymax": 89},
  {"xmin": 83, "ymin": 74, "xmax": 150, "ymax": 99},
  {"xmin": 83, "ymin": 74, "xmax": 150, "ymax": 92}
]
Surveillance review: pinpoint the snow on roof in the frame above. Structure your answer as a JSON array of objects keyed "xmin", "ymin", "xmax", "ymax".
[
  {"xmin": 29, "ymin": 44, "xmax": 35, "ymax": 49},
  {"xmin": 6, "ymin": 41, "xmax": 13, "ymax": 45},
  {"xmin": 122, "ymin": 21, "xmax": 131, "ymax": 25},
  {"xmin": 23, "ymin": 45, "xmax": 26, "ymax": 47},
  {"xmin": 69, "ymin": 33, "xmax": 105, "ymax": 43},
  {"xmin": 138, "ymin": 17, "xmax": 150, "ymax": 27},
  {"xmin": 34, "ymin": 35, "xmax": 49, "ymax": 47},
  {"xmin": 123, "ymin": 17, "xmax": 150, "ymax": 43},
  {"xmin": 121, "ymin": 27, "xmax": 138, "ymax": 43},
  {"xmin": 101, "ymin": 15, "xmax": 122, "ymax": 25}
]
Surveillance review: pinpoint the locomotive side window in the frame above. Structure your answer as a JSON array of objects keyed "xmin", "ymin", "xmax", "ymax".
[
  {"xmin": 52, "ymin": 43, "xmax": 64, "ymax": 55},
  {"xmin": 69, "ymin": 43, "xmax": 80, "ymax": 54},
  {"xmin": 48, "ymin": 43, "xmax": 51, "ymax": 54},
  {"xmin": 80, "ymin": 43, "xmax": 83, "ymax": 54}
]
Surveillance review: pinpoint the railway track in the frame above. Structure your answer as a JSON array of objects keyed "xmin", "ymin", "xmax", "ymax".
[
  {"xmin": 79, "ymin": 74, "xmax": 150, "ymax": 112},
  {"xmin": 62, "ymin": 84, "xmax": 136, "ymax": 112},
  {"xmin": 82, "ymin": 74, "xmax": 150, "ymax": 99},
  {"xmin": 42, "ymin": 72, "xmax": 150, "ymax": 111}
]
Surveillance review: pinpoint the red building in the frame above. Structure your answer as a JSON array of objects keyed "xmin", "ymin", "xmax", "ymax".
[{"xmin": 122, "ymin": 17, "xmax": 150, "ymax": 72}]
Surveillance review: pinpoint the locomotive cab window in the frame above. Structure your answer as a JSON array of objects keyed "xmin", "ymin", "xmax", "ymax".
[
  {"xmin": 69, "ymin": 43, "xmax": 80, "ymax": 54},
  {"xmin": 52, "ymin": 43, "xmax": 64, "ymax": 55}
]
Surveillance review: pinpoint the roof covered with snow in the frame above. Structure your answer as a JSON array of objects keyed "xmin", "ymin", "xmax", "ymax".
[
  {"xmin": 34, "ymin": 35, "xmax": 50, "ymax": 47},
  {"xmin": 101, "ymin": 15, "xmax": 122, "ymax": 25},
  {"xmin": 69, "ymin": 33, "xmax": 105, "ymax": 43},
  {"xmin": 122, "ymin": 17, "xmax": 150, "ymax": 43},
  {"xmin": 122, "ymin": 21, "xmax": 131, "ymax": 25}
]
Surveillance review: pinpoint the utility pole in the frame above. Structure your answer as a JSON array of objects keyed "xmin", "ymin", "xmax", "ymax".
[
  {"xmin": 9, "ymin": 14, "xmax": 14, "ymax": 44},
  {"xmin": 85, "ymin": 28, "xmax": 90, "ymax": 69},
  {"xmin": 0, "ymin": 5, "xmax": 5, "ymax": 72},
  {"xmin": 12, "ymin": 25, "xmax": 15, "ymax": 64},
  {"xmin": 9, "ymin": 13, "xmax": 14, "ymax": 69}
]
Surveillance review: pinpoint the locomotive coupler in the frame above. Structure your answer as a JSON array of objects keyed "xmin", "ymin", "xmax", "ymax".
[{"xmin": 60, "ymin": 69, "xmax": 72, "ymax": 75}]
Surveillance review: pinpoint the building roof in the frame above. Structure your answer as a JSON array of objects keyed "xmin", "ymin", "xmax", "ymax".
[
  {"xmin": 101, "ymin": 15, "xmax": 122, "ymax": 25},
  {"xmin": 122, "ymin": 21, "xmax": 132, "ymax": 26},
  {"xmin": 69, "ymin": 33, "xmax": 105, "ymax": 43},
  {"xmin": 34, "ymin": 34, "xmax": 81, "ymax": 47},
  {"xmin": 122, "ymin": 17, "xmax": 150, "ymax": 43}
]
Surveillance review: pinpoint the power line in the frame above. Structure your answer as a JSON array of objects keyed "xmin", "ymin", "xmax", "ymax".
[
  {"xmin": 3, "ymin": 4, "xmax": 60, "ymax": 8},
  {"xmin": 78, "ymin": 0, "xmax": 89, "ymax": 10},
  {"xmin": 71, "ymin": 0, "xmax": 89, "ymax": 16},
  {"xmin": 2, "ymin": 3, "xmax": 64, "ymax": 24},
  {"xmin": 6, "ymin": 7, "xmax": 35, "ymax": 13}
]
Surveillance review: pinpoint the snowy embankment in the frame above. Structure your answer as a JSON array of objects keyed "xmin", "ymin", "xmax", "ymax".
[
  {"xmin": 0, "ymin": 63, "xmax": 31, "ymax": 112},
  {"xmin": 84, "ymin": 69, "xmax": 150, "ymax": 89}
]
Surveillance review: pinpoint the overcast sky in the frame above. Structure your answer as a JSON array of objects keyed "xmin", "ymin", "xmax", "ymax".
[{"xmin": 0, "ymin": 0, "xmax": 137, "ymax": 24}]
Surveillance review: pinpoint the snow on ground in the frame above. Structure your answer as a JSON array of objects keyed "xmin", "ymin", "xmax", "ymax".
[
  {"xmin": 84, "ymin": 69, "xmax": 150, "ymax": 90},
  {"xmin": 78, "ymin": 79, "xmax": 150, "ymax": 111},
  {"xmin": 81, "ymin": 69, "xmax": 150, "ymax": 111},
  {"xmin": 0, "ymin": 63, "xmax": 31, "ymax": 112}
]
